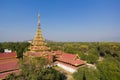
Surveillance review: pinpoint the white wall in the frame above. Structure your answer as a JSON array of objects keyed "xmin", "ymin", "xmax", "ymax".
[
  {"xmin": 56, "ymin": 62, "xmax": 76, "ymax": 73},
  {"xmin": 4, "ymin": 49, "xmax": 12, "ymax": 53}
]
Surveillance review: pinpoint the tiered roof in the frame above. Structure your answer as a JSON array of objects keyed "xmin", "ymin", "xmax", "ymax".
[{"xmin": 30, "ymin": 13, "xmax": 48, "ymax": 52}]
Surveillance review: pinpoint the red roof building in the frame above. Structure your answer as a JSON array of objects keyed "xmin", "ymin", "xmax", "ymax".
[
  {"xmin": 27, "ymin": 50, "xmax": 86, "ymax": 73},
  {"xmin": 53, "ymin": 51, "xmax": 85, "ymax": 73},
  {"xmin": 0, "ymin": 52, "xmax": 19, "ymax": 79},
  {"xmin": 54, "ymin": 51, "xmax": 85, "ymax": 66}
]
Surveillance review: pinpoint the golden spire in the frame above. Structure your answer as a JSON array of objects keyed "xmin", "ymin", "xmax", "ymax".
[
  {"xmin": 38, "ymin": 13, "xmax": 40, "ymax": 28},
  {"xmin": 30, "ymin": 13, "xmax": 48, "ymax": 52}
]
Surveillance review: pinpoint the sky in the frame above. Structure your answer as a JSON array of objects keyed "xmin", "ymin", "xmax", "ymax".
[{"xmin": 0, "ymin": 0, "xmax": 120, "ymax": 42}]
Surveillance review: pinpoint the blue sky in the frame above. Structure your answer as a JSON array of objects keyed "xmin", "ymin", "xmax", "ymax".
[{"xmin": 0, "ymin": 0, "xmax": 120, "ymax": 42}]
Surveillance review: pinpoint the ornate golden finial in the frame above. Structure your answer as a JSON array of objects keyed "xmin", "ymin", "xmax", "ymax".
[{"xmin": 38, "ymin": 12, "xmax": 40, "ymax": 28}]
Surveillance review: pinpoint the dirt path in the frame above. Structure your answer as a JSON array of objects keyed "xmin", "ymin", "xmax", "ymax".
[{"xmin": 54, "ymin": 67, "xmax": 74, "ymax": 80}]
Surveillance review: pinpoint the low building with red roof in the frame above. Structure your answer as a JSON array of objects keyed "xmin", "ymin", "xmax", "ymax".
[
  {"xmin": 27, "ymin": 50, "xmax": 86, "ymax": 73},
  {"xmin": 0, "ymin": 52, "xmax": 19, "ymax": 79},
  {"xmin": 53, "ymin": 51, "xmax": 86, "ymax": 73}
]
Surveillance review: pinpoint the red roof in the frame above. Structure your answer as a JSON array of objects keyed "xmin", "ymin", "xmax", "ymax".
[
  {"xmin": 28, "ymin": 51, "xmax": 85, "ymax": 66},
  {"xmin": 0, "ymin": 58, "xmax": 18, "ymax": 64},
  {"xmin": 0, "ymin": 52, "xmax": 17, "ymax": 59},
  {"xmin": 0, "ymin": 59, "xmax": 19, "ymax": 73},
  {"xmin": 0, "ymin": 52, "xmax": 19, "ymax": 79},
  {"xmin": 59, "ymin": 52, "xmax": 76, "ymax": 59},
  {"xmin": 55, "ymin": 61, "xmax": 79, "ymax": 69},
  {"xmin": 53, "ymin": 50, "xmax": 62, "ymax": 55},
  {"xmin": 45, "ymin": 55, "xmax": 53, "ymax": 62},
  {"xmin": 54, "ymin": 51, "xmax": 85, "ymax": 66},
  {"xmin": 0, "ymin": 70, "xmax": 20, "ymax": 79},
  {"xmin": 28, "ymin": 52, "xmax": 53, "ymax": 62},
  {"xmin": 56, "ymin": 57, "xmax": 85, "ymax": 66}
]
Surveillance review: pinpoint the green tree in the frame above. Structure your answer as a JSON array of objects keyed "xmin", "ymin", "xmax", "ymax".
[
  {"xmin": 6, "ymin": 73, "xmax": 17, "ymax": 80},
  {"xmin": 6, "ymin": 56, "xmax": 62, "ymax": 80},
  {"xmin": 97, "ymin": 57, "xmax": 120, "ymax": 80},
  {"xmin": 80, "ymin": 45, "xmax": 89, "ymax": 54},
  {"xmin": 73, "ymin": 66, "xmax": 100, "ymax": 80}
]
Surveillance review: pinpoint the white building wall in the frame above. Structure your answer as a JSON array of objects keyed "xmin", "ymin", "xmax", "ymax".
[
  {"xmin": 4, "ymin": 49, "xmax": 12, "ymax": 53},
  {"xmin": 56, "ymin": 62, "xmax": 76, "ymax": 73}
]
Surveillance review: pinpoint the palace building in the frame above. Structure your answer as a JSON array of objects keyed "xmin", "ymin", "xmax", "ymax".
[
  {"xmin": 0, "ymin": 13, "xmax": 85, "ymax": 79},
  {"xmin": 28, "ymin": 13, "xmax": 86, "ymax": 73}
]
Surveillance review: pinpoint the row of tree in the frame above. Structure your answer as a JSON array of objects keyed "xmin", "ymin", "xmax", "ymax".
[
  {"xmin": 47, "ymin": 42, "xmax": 120, "ymax": 80},
  {"xmin": 47, "ymin": 42, "xmax": 120, "ymax": 63},
  {"xmin": 0, "ymin": 42, "xmax": 30, "ymax": 58},
  {"xmin": 73, "ymin": 56, "xmax": 120, "ymax": 80}
]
